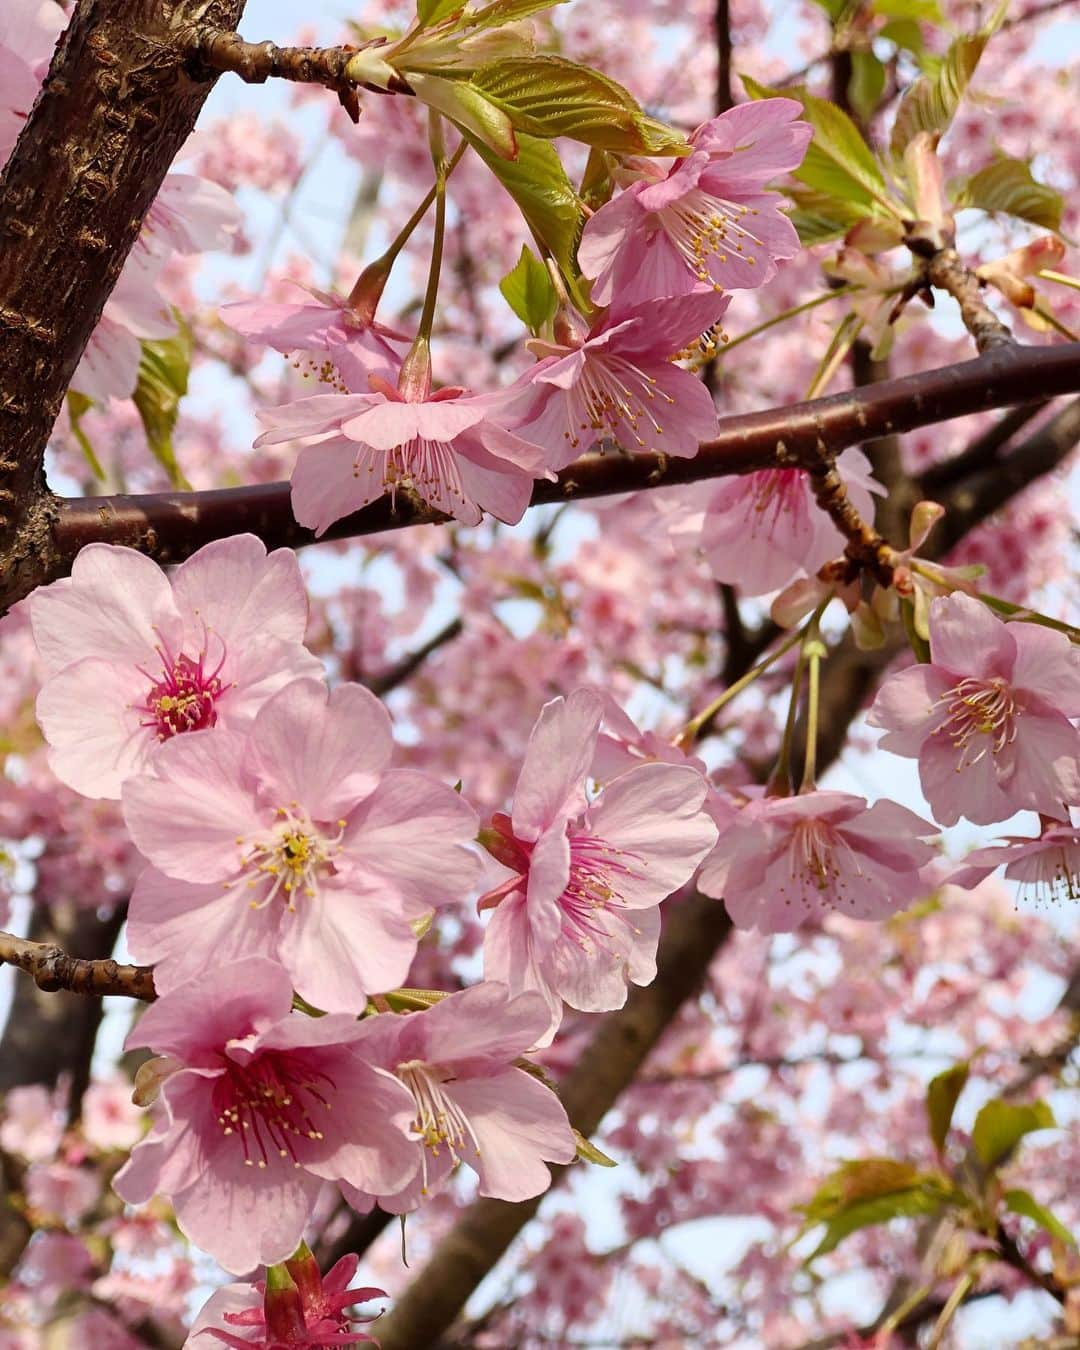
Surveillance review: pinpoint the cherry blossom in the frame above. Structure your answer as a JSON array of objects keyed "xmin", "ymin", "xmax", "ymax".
[
  {"xmin": 868, "ymin": 595, "xmax": 1080, "ymax": 825},
  {"xmin": 696, "ymin": 791, "xmax": 938, "ymax": 931},
  {"xmin": 478, "ymin": 689, "xmax": 718, "ymax": 1041},
  {"xmin": 949, "ymin": 820, "xmax": 1080, "ymax": 906},
  {"xmin": 222, "ymin": 285, "xmax": 408, "ymax": 392},
  {"xmin": 122, "ymin": 678, "xmax": 479, "ymax": 1012},
  {"xmin": 345, "ymin": 983, "xmax": 577, "ymax": 1209},
  {"xmin": 29, "ymin": 536, "xmax": 323, "ymax": 799},
  {"xmin": 663, "ymin": 447, "xmax": 884, "ymax": 597},
  {"xmin": 254, "ymin": 374, "xmax": 547, "ymax": 534},
  {"xmin": 578, "ymin": 99, "xmax": 811, "ymax": 309},
  {"xmin": 113, "ymin": 958, "xmax": 417, "ymax": 1275},
  {"xmin": 496, "ymin": 291, "xmax": 727, "ymax": 471}
]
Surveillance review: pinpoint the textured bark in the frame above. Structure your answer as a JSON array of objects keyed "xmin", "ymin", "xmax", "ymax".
[
  {"xmin": 0, "ymin": 0, "xmax": 246, "ymax": 611},
  {"xmin": 0, "ymin": 929, "xmax": 155, "ymax": 1001},
  {"xmin": 46, "ymin": 342, "xmax": 1080, "ymax": 583}
]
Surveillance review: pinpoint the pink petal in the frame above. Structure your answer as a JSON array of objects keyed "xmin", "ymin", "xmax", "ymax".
[
  {"xmin": 36, "ymin": 658, "xmax": 154, "ymax": 800},
  {"xmin": 512, "ymin": 689, "xmax": 603, "ymax": 840},
  {"xmin": 290, "ymin": 439, "xmax": 388, "ymax": 537},
  {"xmin": 172, "ymin": 534, "xmax": 311, "ymax": 649},
  {"xmin": 448, "ymin": 1071, "xmax": 575, "ymax": 1202}
]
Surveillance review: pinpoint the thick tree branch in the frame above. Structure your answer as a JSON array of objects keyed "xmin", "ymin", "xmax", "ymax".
[
  {"xmin": 0, "ymin": 927, "xmax": 155, "ymax": 1003},
  {"xmin": 41, "ymin": 343, "xmax": 1080, "ymax": 591},
  {"xmin": 0, "ymin": 0, "xmax": 246, "ymax": 612}
]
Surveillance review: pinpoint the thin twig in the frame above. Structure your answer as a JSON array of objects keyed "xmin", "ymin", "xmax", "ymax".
[{"xmin": 0, "ymin": 930, "xmax": 156, "ymax": 1002}]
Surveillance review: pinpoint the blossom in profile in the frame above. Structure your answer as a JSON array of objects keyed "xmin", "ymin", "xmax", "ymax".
[
  {"xmin": 123, "ymin": 678, "xmax": 479, "ymax": 1013},
  {"xmin": 697, "ymin": 790, "xmax": 937, "ymax": 931},
  {"xmin": 868, "ymin": 594, "xmax": 1080, "ymax": 825},
  {"xmin": 113, "ymin": 959, "xmax": 417, "ymax": 1275},
  {"xmin": 255, "ymin": 374, "xmax": 546, "ymax": 534},
  {"xmin": 689, "ymin": 448, "xmax": 883, "ymax": 597},
  {"xmin": 478, "ymin": 689, "xmax": 718, "ymax": 1042},
  {"xmin": 345, "ymin": 983, "xmax": 577, "ymax": 1210},
  {"xmin": 222, "ymin": 284, "xmax": 408, "ymax": 392},
  {"xmin": 578, "ymin": 99, "xmax": 811, "ymax": 310},
  {"xmin": 497, "ymin": 291, "xmax": 726, "ymax": 472},
  {"xmin": 949, "ymin": 820, "xmax": 1080, "ymax": 906},
  {"xmin": 29, "ymin": 536, "xmax": 323, "ymax": 799}
]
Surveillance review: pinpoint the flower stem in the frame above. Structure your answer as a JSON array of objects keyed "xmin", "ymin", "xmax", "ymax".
[
  {"xmin": 347, "ymin": 139, "xmax": 465, "ymax": 319},
  {"xmin": 398, "ymin": 115, "xmax": 450, "ymax": 399},
  {"xmin": 799, "ymin": 617, "xmax": 828, "ymax": 792},
  {"xmin": 715, "ymin": 287, "xmax": 856, "ymax": 359},
  {"xmin": 769, "ymin": 641, "xmax": 809, "ymax": 796}
]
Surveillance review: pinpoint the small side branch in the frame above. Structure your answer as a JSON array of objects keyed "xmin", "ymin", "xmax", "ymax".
[
  {"xmin": 0, "ymin": 930, "xmax": 156, "ymax": 1002},
  {"xmin": 924, "ymin": 249, "xmax": 1015, "ymax": 354},
  {"xmin": 808, "ymin": 461, "xmax": 899, "ymax": 584},
  {"xmin": 189, "ymin": 30, "xmax": 372, "ymax": 92}
]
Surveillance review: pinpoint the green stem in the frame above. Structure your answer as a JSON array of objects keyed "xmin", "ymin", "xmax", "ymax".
[
  {"xmin": 927, "ymin": 1269, "xmax": 976, "ymax": 1350},
  {"xmin": 1037, "ymin": 268, "xmax": 1080, "ymax": 292},
  {"xmin": 398, "ymin": 122, "xmax": 449, "ymax": 399},
  {"xmin": 769, "ymin": 641, "xmax": 809, "ymax": 796},
  {"xmin": 799, "ymin": 619, "xmax": 827, "ymax": 792},
  {"xmin": 677, "ymin": 620, "xmax": 811, "ymax": 746},
  {"xmin": 716, "ymin": 287, "xmax": 857, "ymax": 359}
]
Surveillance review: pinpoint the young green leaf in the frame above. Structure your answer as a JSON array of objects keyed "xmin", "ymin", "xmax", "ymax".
[
  {"xmin": 133, "ymin": 327, "xmax": 193, "ymax": 490},
  {"xmin": 872, "ymin": 0, "xmax": 944, "ymax": 21},
  {"xmin": 926, "ymin": 1061, "xmax": 969, "ymax": 1155},
  {"xmin": 464, "ymin": 129, "xmax": 591, "ymax": 312},
  {"xmin": 499, "ymin": 244, "xmax": 558, "ymax": 332},
  {"xmin": 848, "ymin": 50, "xmax": 886, "ymax": 122},
  {"xmin": 971, "ymin": 1098, "xmax": 1056, "ymax": 1170},
  {"xmin": 573, "ymin": 1128, "xmax": 617, "ymax": 1167},
  {"xmin": 410, "ymin": 72, "xmax": 517, "ymax": 159},
  {"xmin": 800, "ymin": 1158, "xmax": 955, "ymax": 1261},
  {"xmin": 465, "ymin": 0, "xmax": 571, "ymax": 28},
  {"xmin": 1003, "ymin": 1188, "xmax": 1077, "ymax": 1247},
  {"xmin": 889, "ymin": 2, "xmax": 1007, "ymax": 160},
  {"xmin": 785, "ymin": 185, "xmax": 869, "ymax": 245},
  {"xmin": 471, "ymin": 57, "xmax": 688, "ymax": 155},
  {"xmin": 417, "ymin": 0, "xmax": 466, "ymax": 25},
  {"xmin": 742, "ymin": 75, "xmax": 895, "ymax": 213},
  {"xmin": 953, "ymin": 157, "xmax": 1064, "ymax": 233}
]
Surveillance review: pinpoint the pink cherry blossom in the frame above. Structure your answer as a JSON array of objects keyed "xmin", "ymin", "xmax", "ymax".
[
  {"xmin": 113, "ymin": 958, "xmax": 417, "ymax": 1275},
  {"xmin": 222, "ymin": 285, "xmax": 407, "ymax": 391},
  {"xmin": 496, "ymin": 291, "xmax": 726, "ymax": 471},
  {"xmin": 344, "ymin": 982, "xmax": 576, "ymax": 1210},
  {"xmin": 478, "ymin": 689, "xmax": 719, "ymax": 1042},
  {"xmin": 186, "ymin": 1252, "xmax": 383, "ymax": 1348},
  {"xmin": 578, "ymin": 99, "xmax": 812, "ymax": 309},
  {"xmin": 668, "ymin": 447, "xmax": 884, "ymax": 597},
  {"xmin": 254, "ymin": 375, "xmax": 546, "ymax": 534},
  {"xmin": 867, "ymin": 595, "xmax": 1080, "ymax": 826},
  {"xmin": 122, "ymin": 678, "xmax": 479, "ymax": 1013},
  {"xmin": 29, "ymin": 535, "xmax": 323, "ymax": 799},
  {"xmin": 949, "ymin": 820, "xmax": 1080, "ymax": 906},
  {"xmin": 696, "ymin": 790, "xmax": 938, "ymax": 932}
]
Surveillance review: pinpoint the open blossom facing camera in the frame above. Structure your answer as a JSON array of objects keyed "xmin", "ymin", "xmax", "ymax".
[
  {"xmin": 868, "ymin": 594, "xmax": 1080, "ymax": 825},
  {"xmin": 478, "ymin": 689, "xmax": 718, "ymax": 1042},
  {"xmin": 578, "ymin": 99, "xmax": 811, "ymax": 310},
  {"xmin": 113, "ymin": 959, "xmax": 417, "ymax": 1275},
  {"xmin": 345, "ymin": 982, "xmax": 576, "ymax": 1210},
  {"xmin": 696, "ymin": 791, "xmax": 938, "ymax": 932},
  {"xmin": 28, "ymin": 536, "xmax": 323, "ymax": 799},
  {"xmin": 255, "ymin": 373, "xmax": 547, "ymax": 534},
  {"xmin": 497, "ymin": 291, "xmax": 727, "ymax": 471},
  {"xmin": 122, "ymin": 678, "xmax": 480, "ymax": 1012}
]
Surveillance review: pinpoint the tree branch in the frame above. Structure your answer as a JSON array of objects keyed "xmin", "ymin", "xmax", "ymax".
[
  {"xmin": 0, "ymin": 0, "xmax": 247, "ymax": 612},
  {"xmin": 38, "ymin": 343, "xmax": 1080, "ymax": 596},
  {"xmin": 0, "ymin": 928, "xmax": 156, "ymax": 1003},
  {"xmin": 923, "ymin": 249, "xmax": 1015, "ymax": 354},
  {"xmin": 188, "ymin": 30, "xmax": 375, "ymax": 91}
]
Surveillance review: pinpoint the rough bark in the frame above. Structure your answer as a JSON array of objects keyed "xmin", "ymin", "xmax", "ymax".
[{"xmin": 0, "ymin": 0, "xmax": 246, "ymax": 611}]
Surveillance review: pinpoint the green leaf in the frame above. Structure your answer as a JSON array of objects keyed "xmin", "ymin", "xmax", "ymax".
[
  {"xmin": 809, "ymin": 0, "xmax": 848, "ymax": 18},
  {"xmin": 953, "ymin": 157, "xmax": 1064, "ymax": 232},
  {"xmin": 889, "ymin": 2, "xmax": 1007, "ymax": 160},
  {"xmin": 1004, "ymin": 1189, "xmax": 1077, "ymax": 1247},
  {"xmin": 742, "ymin": 75, "xmax": 894, "ymax": 213},
  {"xmin": 926, "ymin": 1062, "xmax": 969, "ymax": 1155},
  {"xmin": 848, "ymin": 50, "xmax": 886, "ymax": 121},
  {"xmin": 972, "ymin": 1099, "xmax": 1056, "ymax": 1170},
  {"xmin": 133, "ymin": 326, "xmax": 192, "ymax": 490},
  {"xmin": 470, "ymin": 56, "xmax": 688, "ymax": 155},
  {"xmin": 410, "ymin": 72, "xmax": 517, "ymax": 158},
  {"xmin": 879, "ymin": 17, "xmax": 925, "ymax": 55},
  {"xmin": 579, "ymin": 146, "xmax": 615, "ymax": 212},
  {"xmin": 873, "ymin": 0, "xmax": 943, "ymax": 21},
  {"xmin": 465, "ymin": 0, "xmax": 570, "ymax": 28},
  {"xmin": 417, "ymin": 0, "xmax": 465, "ymax": 25},
  {"xmin": 65, "ymin": 391, "xmax": 105, "ymax": 481},
  {"xmin": 786, "ymin": 185, "xmax": 868, "ymax": 245},
  {"xmin": 382, "ymin": 987, "xmax": 451, "ymax": 1012},
  {"xmin": 800, "ymin": 1159, "xmax": 955, "ymax": 1260},
  {"xmin": 464, "ymin": 129, "xmax": 590, "ymax": 311},
  {"xmin": 499, "ymin": 244, "xmax": 558, "ymax": 332},
  {"xmin": 573, "ymin": 1128, "xmax": 617, "ymax": 1167}
]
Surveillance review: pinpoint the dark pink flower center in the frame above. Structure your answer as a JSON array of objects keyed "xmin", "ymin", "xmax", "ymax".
[
  {"xmin": 557, "ymin": 830, "xmax": 644, "ymax": 949},
  {"xmin": 933, "ymin": 676, "xmax": 1018, "ymax": 768},
  {"xmin": 212, "ymin": 1052, "xmax": 336, "ymax": 1169},
  {"xmin": 139, "ymin": 635, "xmax": 228, "ymax": 740},
  {"xmin": 747, "ymin": 469, "xmax": 808, "ymax": 542}
]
